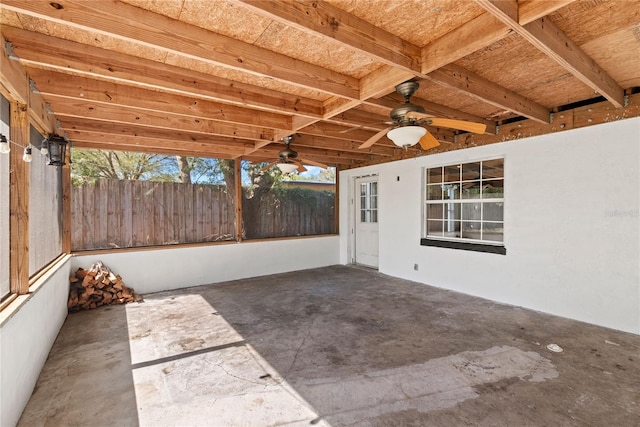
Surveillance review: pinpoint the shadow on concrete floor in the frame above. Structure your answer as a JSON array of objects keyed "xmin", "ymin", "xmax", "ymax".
[{"xmin": 19, "ymin": 265, "xmax": 640, "ymax": 426}]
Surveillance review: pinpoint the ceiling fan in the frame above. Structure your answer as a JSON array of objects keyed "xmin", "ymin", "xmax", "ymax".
[
  {"xmin": 359, "ymin": 81, "xmax": 487, "ymax": 150},
  {"xmin": 260, "ymin": 136, "xmax": 328, "ymax": 174}
]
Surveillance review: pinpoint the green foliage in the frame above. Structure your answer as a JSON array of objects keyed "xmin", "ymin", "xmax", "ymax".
[
  {"xmin": 285, "ymin": 167, "xmax": 336, "ymax": 183},
  {"xmin": 71, "ymin": 149, "xmax": 178, "ymax": 185}
]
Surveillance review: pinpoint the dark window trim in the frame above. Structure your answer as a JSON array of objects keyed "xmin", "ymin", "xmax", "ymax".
[{"xmin": 420, "ymin": 238, "xmax": 506, "ymax": 255}]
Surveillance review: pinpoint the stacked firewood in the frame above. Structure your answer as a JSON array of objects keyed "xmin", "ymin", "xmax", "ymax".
[{"xmin": 68, "ymin": 261, "xmax": 142, "ymax": 312}]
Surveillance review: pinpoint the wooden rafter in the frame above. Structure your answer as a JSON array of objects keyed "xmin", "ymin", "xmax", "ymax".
[
  {"xmin": 2, "ymin": 26, "xmax": 325, "ymax": 118},
  {"xmin": 1, "ymin": 0, "xmax": 360, "ymax": 99},
  {"xmin": 475, "ymin": 0, "xmax": 624, "ymax": 108},
  {"xmin": 26, "ymin": 68, "xmax": 293, "ymax": 130},
  {"xmin": 427, "ymin": 65, "xmax": 550, "ymax": 123},
  {"xmin": 236, "ymin": 0, "xmax": 421, "ymax": 72}
]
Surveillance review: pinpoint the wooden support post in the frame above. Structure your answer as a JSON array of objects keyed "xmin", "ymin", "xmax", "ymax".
[
  {"xmin": 234, "ymin": 158, "xmax": 243, "ymax": 242},
  {"xmin": 9, "ymin": 102, "xmax": 29, "ymax": 294},
  {"xmin": 62, "ymin": 147, "xmax": 72, "ymax": 253}
]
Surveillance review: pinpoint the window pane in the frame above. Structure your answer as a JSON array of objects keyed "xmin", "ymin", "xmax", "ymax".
[
  {"xmin": 427, "ymin": 184, "xmax": 443, "ymax": 200},
  {"xmin": 462, "ymin": 202, "xmax": 481, "ymax": 222},
  {"xmin": 443, "ymin": 165, "xmax": 460, "ymax": 183},
  {"xmin": 482, "ymin": 159, "xmax": 504, "ymax": 179},
  {"xmin": 427, "ymin": 203, "xmax": 444, "ymax": 220},
  {"xmin": 482, "ymin": 179, "xmax": 504, "ymax": 198},
  {"xmin": 444, "ymin": 202, "xmax": 461, "ymax": 221},
  {"xmin": 483, "ymin": 222, "xmax": 504, "ymax": 242},
  {"xmin": 462, "ymin": 162, "xmax": 480, "ymax": 181},
  {"xmin": 360, "ymin": 183, "xmax": 367, "ymax": 197},
  {"xmin": 370, "ymin": 182, "xmax": 378, "ymax": 195},
  {"xmin": 427, "ymin": 220, "xmax": 444, "ymax": 236},
  {"xmin": 361, "ymin": 210, "xmax": 366, "ymax": 223},
  {"xmin": 442, "ymin": 184, "xmax": 460, "ymax": 200},
  {"xmin": 371, "ymin": 210, "xmax": 378, "ymax": 223},
  {"xmin": 427, "ymin": 167, "xmax": 443, "ymax": 184},
  {"xmin": 461, "ymin": 221, "xmax": 482, "ymax": 239},
  {"xmin": 461, "ymin": 181, "xmax": 481, "ymax": 199},
  {"xmin": 443, "ymin": 220, "xmax": 460, "ymax": 237},
  {"xmin": 370, "ymin": 194, "xmax": 377, "ymax": 209},
  {"xmin": 483, "ymin": 202, "xmax": 504, "ymax": 221}
]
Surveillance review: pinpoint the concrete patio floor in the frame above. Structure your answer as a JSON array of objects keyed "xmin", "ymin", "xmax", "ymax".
[{"xmin": 19, "ymin": 265, "xmax": 639, "ymax": 426}]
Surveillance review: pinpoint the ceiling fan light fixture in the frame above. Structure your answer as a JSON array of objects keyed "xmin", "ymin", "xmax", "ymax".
[
  {"xmin": 387, "ymin": 125, "xmax": 427, "ymax": 148},
  {"xmin": 276, "ymin": 162, "xmax": 298, "ymax": 174}
]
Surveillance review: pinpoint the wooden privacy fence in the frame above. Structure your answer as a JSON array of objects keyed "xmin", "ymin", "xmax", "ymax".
[
  {"xmin": 243, "ymin": 188, "xmax": 335, "ymax": 239},
  {"xmin": 72, "ymin": 179, "xmax": 335, "ymax": 250},
  {"xmin": 72, "ymin": 179, "xmax": 235, "ymax": 250}
]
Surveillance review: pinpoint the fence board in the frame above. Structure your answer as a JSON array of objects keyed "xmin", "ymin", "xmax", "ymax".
[
  {"xmin": 131, "ymin": 180, "xmax": 144, "ymax": 247},
  {"xmin": 121, "ymin": 180, "xmax": 132, "ymax": 248}
]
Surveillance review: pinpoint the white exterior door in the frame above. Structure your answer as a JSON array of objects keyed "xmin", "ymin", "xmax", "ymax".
[{"xmin": 354, "ymin": 176, "xmax": 379, "ymax": 268}]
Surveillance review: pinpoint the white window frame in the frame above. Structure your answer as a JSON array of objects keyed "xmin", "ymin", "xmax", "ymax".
[{"xmin": 422, "ymin": 157, "xmax": 505, "ymax": 254}]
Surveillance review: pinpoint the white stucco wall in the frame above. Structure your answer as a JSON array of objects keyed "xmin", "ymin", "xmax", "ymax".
[
  {"xmin": 72, "ymin": 235, "xmax": 340, "ymax": 294},
  {"xmin": 0, "ymin": 257, "xmax": 71, "ymax": 427},
  {"xmin": 340, "ymin": 118, "xmax": 640, "ymax": 334}
]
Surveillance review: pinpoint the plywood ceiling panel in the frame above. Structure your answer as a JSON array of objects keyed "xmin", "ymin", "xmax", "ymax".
[
  {"xmin": 550, "ymin": 0, "xmax": 640, "ymax": 45},
  {"xmin": 327, "ymin": 0, "xmax": 486, "ymax": 46}
]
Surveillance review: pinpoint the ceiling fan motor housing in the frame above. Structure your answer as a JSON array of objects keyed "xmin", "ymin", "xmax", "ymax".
[
  {"xmin": 391, "ymin": 81, "xmax": 426, "ymax": 125},
  {"xmin": 279, "ymin": 147, "xmax": 298, "ymax": 160},
  {"xmin": 391, "ymin": 103, "xmax": 426, "ymax": 124}
]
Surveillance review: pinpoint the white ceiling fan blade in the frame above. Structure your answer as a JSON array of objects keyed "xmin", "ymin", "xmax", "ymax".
[
  {"xmin": 359, "ymin": 126, "xmax": 391, "ymax": 149},
  {"xmin": 405, "ymin": 112, "xmax": 487, "ymax": 134},
  {"xmin": 418, "ymin": 130, "xmax": 440, "ymax": 150}
]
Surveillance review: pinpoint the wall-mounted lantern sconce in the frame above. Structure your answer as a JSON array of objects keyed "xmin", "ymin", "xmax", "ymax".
[{"xmin": 42, "ymin": 134, "xmax": 68, "ymax": 166}]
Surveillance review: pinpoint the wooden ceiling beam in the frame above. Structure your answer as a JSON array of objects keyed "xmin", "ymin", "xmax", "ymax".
[
  {"xmin": 60, "ymin": 118, "xmax": 259, "ymax": 149},
  {"xmin": 421, "ymin": 12, "xmax": 511, "ymax": 75},
  {"xmin": 1, "ymin": 0, "xmax": 359, "ymax": 99},
  {"xmin": 360, "ymin": 66, "xmax": 416, "ymax": 100},
  {"xmin": 426, "ymin": 65, "xmax": 550, "ymax": 123},
  {"xmin": 48, "ymin": 98, "xmax": 276, "ymax": 142},
  {"xmin": 2, "ymin": 26, "xmax": 324, "ymax": 119},
  {"xmin": 26, "ymin": 68, "xmax": 293, "ymax": 131},
  {"xmin": 422, "ymin": 1, "xmax": 576, "ymax": 74},
  {"xmin": 66, "ymin": 121, "xmax": 360, "ymax": 165},
  {"xmin": 518, "ymin": 0, "xmax": 577, "ymax": 24},
  {"xmin": 236, "ymin": 0, "xmax": 421, "ymax": 73},
  {"xmin": 69, "ymin": 133, "xmax": 245, "ymax": 159},
  {"xmin": 475, "ymin": 0, "xmax": 624, "ymax": 108}
]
